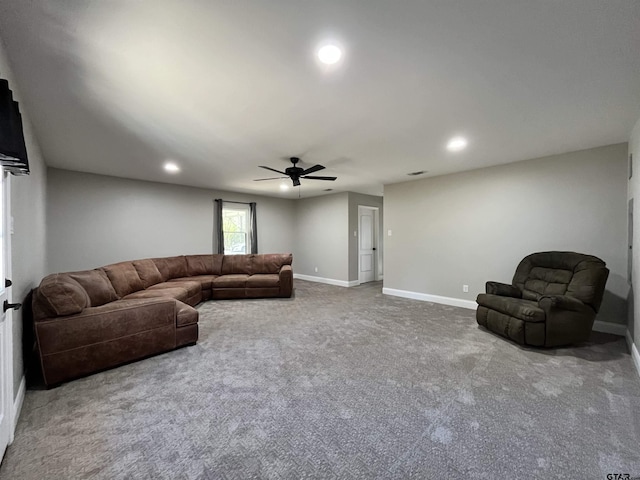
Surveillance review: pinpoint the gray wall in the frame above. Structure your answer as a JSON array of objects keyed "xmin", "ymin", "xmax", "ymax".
[
  {"xmin": 47, "ymin": 169, "xmax": 295, "ymax": 273},
  {"xmin": 0, "ymin": 38, "xmax": 48, "ymax": 400},
  {"xmin": 348, "ymin": 192, "xmax": 383, "ymax": 282},
  {"xmin": 384, "ymin": 143, "xmax": 629, "ymax": 325},
  {"xmin": 629, "ymin": 117, "xmax": 640, "ymax": 347},
  {"xmin": 294, "ymin": 193, "xmax": 349, "ymax": 281}
]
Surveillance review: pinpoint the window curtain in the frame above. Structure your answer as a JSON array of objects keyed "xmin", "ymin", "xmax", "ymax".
[
  {"xmin": 214, "ymin": 198, "xmax": 224, "ymax": 254},
  {"xmin": 249, "ymin": 202, "xmax": 258, "ymax": 254}
]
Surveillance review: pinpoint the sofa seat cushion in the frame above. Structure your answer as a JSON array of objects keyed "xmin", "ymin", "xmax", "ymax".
[
  {"xmin": 175, "ymin": 301, "xmax": 198, "ymax": 327},
  {"xmin": 124, "ymin": 287, "xmax": 190, "ymax": 303},
  {"xmin": 477, "ymin": 294, "xmax": 545, "ymax": 322},
  {"xmin": 169, "ymin": 275, "xmax": 218, "ymax": 290},
  {"xmin": 148, "ymin": 281, "xmax": 201, "ymax": 298},
  {"xmin": 213, "ymin": 274, "xmax": 249, "ymax": 288},
  {"xmin": 247, "ymin": 274, "xmax": 280, "ymax": 288}
]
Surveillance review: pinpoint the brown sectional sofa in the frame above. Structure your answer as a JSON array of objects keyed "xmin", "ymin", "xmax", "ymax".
[{"xmin": 32, "ymin": 253, "xmax": 293, "ymax": 387}]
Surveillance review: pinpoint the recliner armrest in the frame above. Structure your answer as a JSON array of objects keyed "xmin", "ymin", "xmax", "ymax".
[
  {"xmin": 538, "ymin": 295, "xmax": 592, "ymax": 313},
  {"xmin": 486, "ymin": 281, "xmax": 521, "ymax": 298}
]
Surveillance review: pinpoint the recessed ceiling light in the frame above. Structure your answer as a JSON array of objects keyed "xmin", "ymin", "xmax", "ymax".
[
  {"xmin": 446, "ymin": 136, "xmax": 468, "ymax": 152},
  {"xmin": 164, "ymin": 162, "xmax": 180, "ymax": 173},
  {"xmin": 317, "ymin": 44, "xmax": 342, "ymax": 65},
  {"xmin": 279, "ymin": 183, "xmax": 289, "ymax": 191}
]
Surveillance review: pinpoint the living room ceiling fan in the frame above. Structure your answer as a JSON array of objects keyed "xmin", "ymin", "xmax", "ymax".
[{"xmin": 254, "ymin": 157, "xmax": 337, "ymax": 187}]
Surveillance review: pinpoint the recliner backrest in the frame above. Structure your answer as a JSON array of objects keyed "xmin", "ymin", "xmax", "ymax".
[{"xmin": 512, "ymin": 251, "xmax": 609, "ymax": 312}]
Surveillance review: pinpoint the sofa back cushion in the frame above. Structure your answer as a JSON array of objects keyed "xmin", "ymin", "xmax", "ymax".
[
  {"xmin": 102, "ymin": 262, "xmax": 145, "ymax": 298},
  {"xmin": 133, "ymin": 259, "xmax": 163, "ymax": 288},
  {"xmin": 186, "ymin": 254, "xmax": 223, "ymax": 276},
  {"xmin": 67, "ymin": 269, "xmax": 118, "ymax": 307},
  {"xmin": 33, "ymin": 274, "xmax": 89, "ymax": 320},
  {"xmin": 153, "ymin": 256, "xmax": 188, "ymax": 281},
  {"xmin": 512, "ymin": 251, "xmax": 609, "ymax": 311},
  {"xmin": 221, "ymin": 254, "xmax": 253, "ymax": 275},
  {"xmin": 252, "ymin": 253, "xmax": 293, "ymax": 274}
]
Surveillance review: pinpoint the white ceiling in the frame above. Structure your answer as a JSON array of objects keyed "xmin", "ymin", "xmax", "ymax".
[{"xmin": 0, "ymin": 0, "xmax": 639, "ymax": 198}]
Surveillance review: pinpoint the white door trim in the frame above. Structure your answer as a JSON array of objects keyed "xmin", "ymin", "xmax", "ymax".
[
  {"xmin": 358, "ymin": 205, "xmax": 379, "ymax": 284},
  {"xmin": 0, "ymin": 171, "xmax": 14, "ymax": 457}
]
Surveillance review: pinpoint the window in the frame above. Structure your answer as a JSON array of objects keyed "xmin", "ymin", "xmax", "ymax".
[
  {"xmin": 214, "ymin": 199, "xmax": 257, "ymax": 255},
  {"xmin": 222, "ymin": 204, "xmax": 250, "ymax": 254}
]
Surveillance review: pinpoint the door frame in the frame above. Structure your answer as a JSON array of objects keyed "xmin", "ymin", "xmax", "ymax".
[
  {"xmin": 0, "ymin": 170, "xmax": 14, "ymax": 460},
  {"xmin": 358, "ymin": 205, "xmax": 380, "ymax": 284}
]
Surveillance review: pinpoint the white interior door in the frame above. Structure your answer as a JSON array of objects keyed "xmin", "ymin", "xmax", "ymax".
[
  {"xmin": 358, "ymin": 206, "xmax": 377, "ymax": 284},
  {"xmin": 0, "ymin": 170, "xmax": 11, "ymax": 460}
]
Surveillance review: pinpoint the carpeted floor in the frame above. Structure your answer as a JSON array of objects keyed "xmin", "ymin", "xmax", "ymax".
[{"xmin": 1, "ymin": 280, "xmax": 639, "ymax": 479}]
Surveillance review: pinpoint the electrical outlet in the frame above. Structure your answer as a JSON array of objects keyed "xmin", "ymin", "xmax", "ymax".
[
  {"xmin": 463, "ymin": 284, "xmax": 469, "ymax": 293},
  {"xmin": 314, "ymin": 267, "xmax": 318, "ymax": 273}
]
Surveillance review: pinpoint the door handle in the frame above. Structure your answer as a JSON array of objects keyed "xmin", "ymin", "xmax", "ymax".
[
  {"xmin": 3, "ymin": 300, "xmax": 21, "ymax": 312},
  {"xmin": 372, "ymin": 248, "xmax": 376, "ymax": 250},
  {"xmin": 5, "ymin": 278, "xmax": 11, "ymax": 288}
]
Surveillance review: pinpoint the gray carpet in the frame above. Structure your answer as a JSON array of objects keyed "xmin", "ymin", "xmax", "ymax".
[{"xmin": 1, "ymin": 280, "xmax": 639, "ymax": 479}]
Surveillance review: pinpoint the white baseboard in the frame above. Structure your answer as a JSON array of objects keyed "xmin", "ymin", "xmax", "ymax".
[
  {"xmin": 10, "ymin": 375, "xmax": 25, "ymax": 444},
  {"xmin": 294, "ymin": 273, "xmax": 359, "ymax": 288},
  {"xmin": 626, "ymin": 330, "xmax": 640, "ymax": 379},
  {"xmin": 382, "ymin": 287, "xmax": 477, "ymax": 310},
  {"xmin": 592, "ymin": 320, "xmax": 627, "ymax": 336}
]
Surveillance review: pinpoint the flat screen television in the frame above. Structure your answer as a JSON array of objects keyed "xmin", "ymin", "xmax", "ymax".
[{"xmin": 0, "ymin": 78, "xmax": 30, "ymax": 175}]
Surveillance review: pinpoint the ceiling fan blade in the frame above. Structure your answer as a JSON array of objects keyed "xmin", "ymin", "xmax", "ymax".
[
  {"xmin": 301, "ymin": 164, "xmax": 325, "ymax": 175},
  {"xmin": 302, "ymin": 175, "xmax": 337, "ymax": 181},
  {"xmin": 292, "ymin": 177, "xmax": 301, "ymax": 187},
  {"xmin": 253, "ymin": 177, "xmax": 288, "ymax": 181},
  {"xmin": 259, "ymin": 165, "xmax": 287, "ymax": 175}
]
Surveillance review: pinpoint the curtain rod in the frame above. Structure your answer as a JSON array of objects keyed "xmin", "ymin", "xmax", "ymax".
[{"xmin": 214, "ymin": 199, "xmax": 254, "ymax": 206}]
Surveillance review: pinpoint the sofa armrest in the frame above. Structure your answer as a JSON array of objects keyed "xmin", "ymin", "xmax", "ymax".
[
  {"xmin": 486, "ymin": 281, "xmax": 521, "ymax": 298},
  {"xmin": 35, "ymin": 298, "xmax": 178, "ymax": 354},
  {"xmin": 538, "ymin": 295, "xmax": 592, "ymax": 313},
  {"xmin": 279, "ymin": 264, "xmax": 293, "ymax": 297}
]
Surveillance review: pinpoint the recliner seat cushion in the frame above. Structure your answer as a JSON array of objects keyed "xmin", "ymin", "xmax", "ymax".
[
  {"xmin": 476, "ymin": 294, "xmax": 545, "ymax": 322},
  {"xmin": 67, "ymin": 270, "xmax": 118, "ymax": 307},
  {"xmin": 103, "ymin": 262, "xmax": 145, "ymax": 298}
]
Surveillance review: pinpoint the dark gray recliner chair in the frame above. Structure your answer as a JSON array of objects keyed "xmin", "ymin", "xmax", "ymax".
[{"xmin": 476, "ymin": 251, "xmax": 609, "ymax": 347}]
